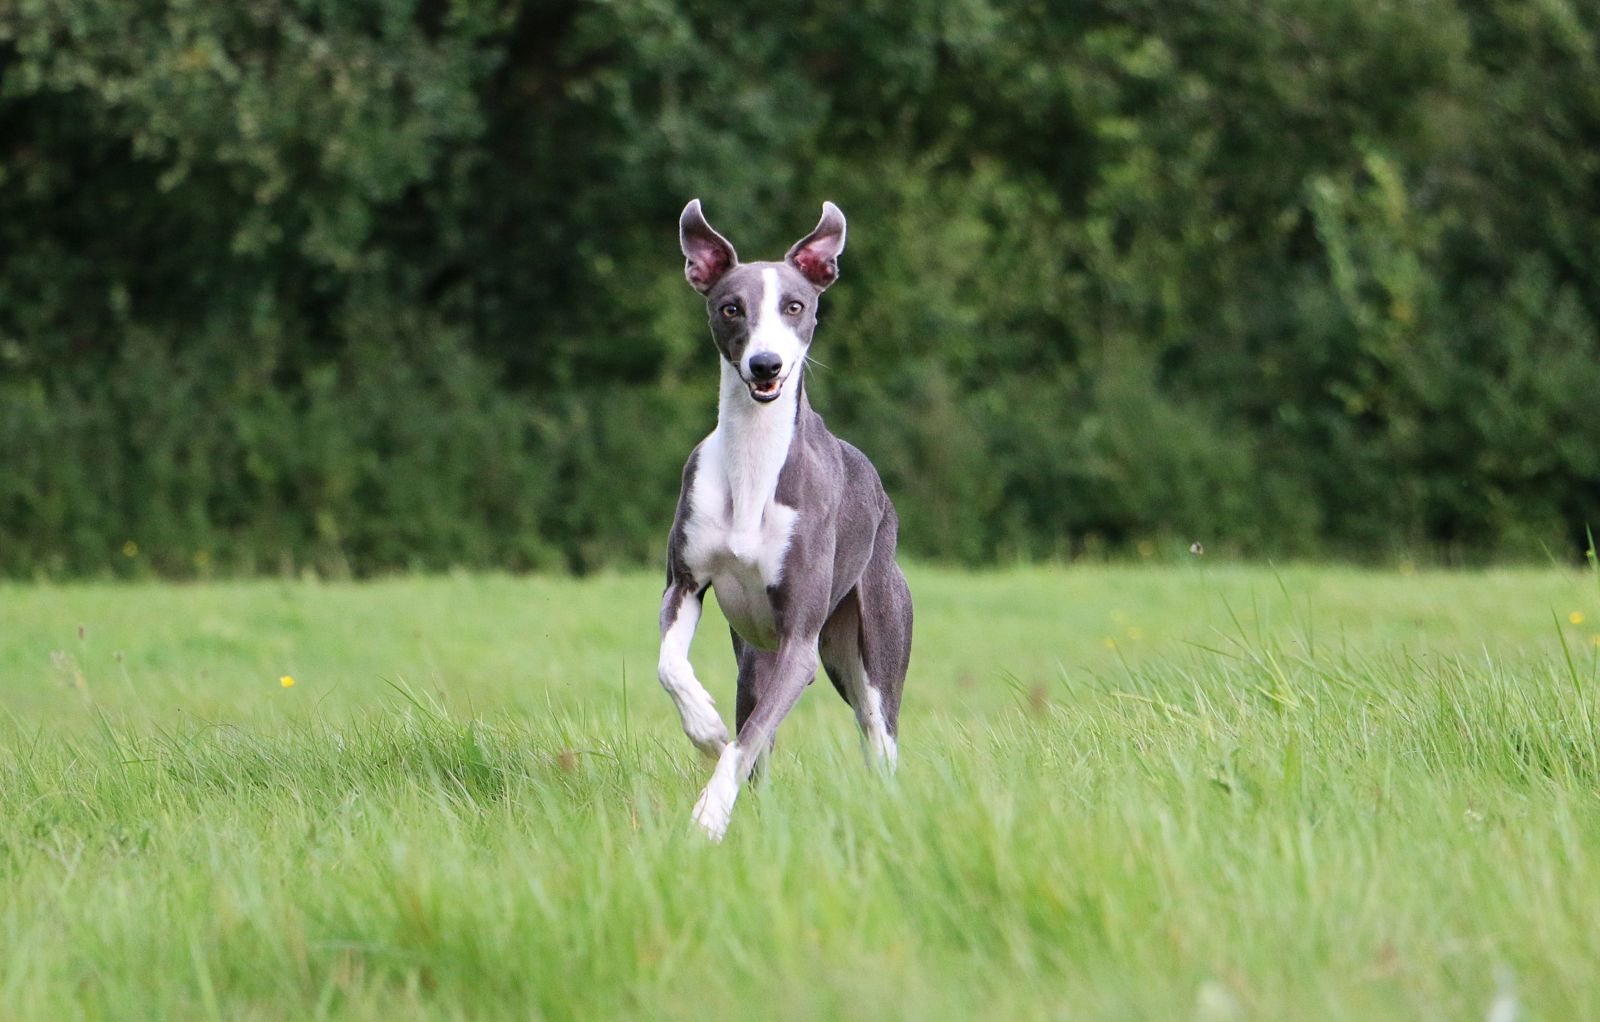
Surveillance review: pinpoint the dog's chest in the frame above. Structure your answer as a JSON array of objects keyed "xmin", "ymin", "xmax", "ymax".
[{"xmin": 681, "ymin": 424, "xmax": 800, "ymax": 652}]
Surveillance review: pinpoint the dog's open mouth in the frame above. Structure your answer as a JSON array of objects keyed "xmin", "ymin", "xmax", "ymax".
[{"xmin": 748, "ymin": 377, "xmax": 783, "ymax": 402}]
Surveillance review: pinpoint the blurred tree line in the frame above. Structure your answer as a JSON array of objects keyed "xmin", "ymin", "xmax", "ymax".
[{"xmin": 1, "ymin": 0, "xmax": 1597, "ymax": 576}]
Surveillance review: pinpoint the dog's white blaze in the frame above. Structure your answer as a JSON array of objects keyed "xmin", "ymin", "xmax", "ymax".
[
  {"xmin": 656, "ymin": 589, "xmax": 728, "ymax": 757},
  {"xmin": 691, "ymin": 741, "xmax": 744, "ymax": 841},
  {"xmin": 678, "ymin": 360, "xmax": 799, "ymax": 650},
  {"xmin": 742, "ymin": 268, "xmax": 806, "ymax": 384}
]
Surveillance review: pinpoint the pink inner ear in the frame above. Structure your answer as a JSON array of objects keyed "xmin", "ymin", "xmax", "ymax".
[
  {"xmin": 792, "ymin": 247, "xmax": 835, "ymax": 284},
  {"xmin": 686, "ymin": 243, "xmax": 732, "ymax": 289}
]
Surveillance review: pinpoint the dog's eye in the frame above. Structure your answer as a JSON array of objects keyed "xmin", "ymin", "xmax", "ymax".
[
  {"xmin": 784, "ymin": 301, "xmax": 804, "ymax": 315},
  {"xmin": 719, "ymin": 303, "xmax": 740, "ymax": 319}
]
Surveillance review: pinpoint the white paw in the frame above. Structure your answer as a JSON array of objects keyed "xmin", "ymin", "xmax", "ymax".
[
  {"xmin": 691, "ymin": 787, "xmax": 733, "ymax": 842},
  {"xmin": 690, "ymin": 744, "xmax": 742, "ymax": 842},
  {"xmin": 661, "ymin": 661, "xmax": 729, "ymax": 759},
  {"xmin": 679, "ymin": 690, "xmax": 729, "ymax": 759}
]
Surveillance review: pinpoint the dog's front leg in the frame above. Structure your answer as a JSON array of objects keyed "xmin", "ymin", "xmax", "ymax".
[
  {"xmin": 691, "ymin": 637, "xmax": 819, "ymax": 841},
  {"xmin": 657, "ymin": 583, "xmax": 729, "ymax": 758}
]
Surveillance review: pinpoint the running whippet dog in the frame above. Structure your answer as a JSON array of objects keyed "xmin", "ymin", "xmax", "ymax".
[{"xmin": 657, "ymin": 199, "xmax": 913, "ymax": 841}]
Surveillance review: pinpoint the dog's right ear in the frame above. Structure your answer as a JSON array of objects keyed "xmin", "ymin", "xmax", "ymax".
[{"xmin": 680, "ymin": 199, "xmax": 738, "ymax": 294}]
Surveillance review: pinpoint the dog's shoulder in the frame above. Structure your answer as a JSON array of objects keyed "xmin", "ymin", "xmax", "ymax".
[
  {"xmin": 775, "ymin": 413, "xmax": 891, "ymax": 523},
  {"xmin": 667, "ymin": 440, "xmax": 708, "ymax": 545},
  {"xmin": 677, "ymin": 438, "xmax": 707, "ymax": 491},
  {"xmin": 833, "ymin": 437, "xmax": 889, "ymax": 502},
  {"xmin": 665, "ymin": 440, "xmax": 711, "ymax": 586}
]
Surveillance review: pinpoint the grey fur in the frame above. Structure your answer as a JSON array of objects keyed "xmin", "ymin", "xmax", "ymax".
[{"xmin": 659, "ymin": 200, "xmax": 912, "ymax": 838}]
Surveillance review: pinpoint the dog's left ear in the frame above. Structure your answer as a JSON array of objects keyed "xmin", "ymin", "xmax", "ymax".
[{"xmin": 785, "ymin": 201, "xmax": 847, "ymax": 290}]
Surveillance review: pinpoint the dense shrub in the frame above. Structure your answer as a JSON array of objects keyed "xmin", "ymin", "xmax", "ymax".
[{"xmin": 1, "ymin": 0, "xmax": 1596, "ymax": 575}]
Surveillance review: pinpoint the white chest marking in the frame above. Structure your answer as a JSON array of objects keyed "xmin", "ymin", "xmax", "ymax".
[{"xmin": 681, "ymin": 348, "xmax": 801, "ymax": 651}]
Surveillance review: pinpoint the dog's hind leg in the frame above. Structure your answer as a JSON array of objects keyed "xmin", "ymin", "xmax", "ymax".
[
  {"xmin": 821, "ymin": 583, "xmax": 910, "ymax": 770},
  {"xmin": 820, "ymin": 603, "xmax": 901, "ymax": 772},
  {"xmin": 823, "ymin": 516, "xmax": 911, "ymax": 771},
  {"xmin": 863, "ymin": 570, "xmax": 912, "ymax": 769}
]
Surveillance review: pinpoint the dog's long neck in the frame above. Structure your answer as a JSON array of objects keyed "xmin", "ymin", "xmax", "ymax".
[{"xmin": 717, "ymin": 361, "xmax": 801, "ymax": 536}]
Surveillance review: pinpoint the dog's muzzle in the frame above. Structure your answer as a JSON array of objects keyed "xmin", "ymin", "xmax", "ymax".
[{"xmin": 746, "ymin": 352, "xmax": 784, "ymax": 402}]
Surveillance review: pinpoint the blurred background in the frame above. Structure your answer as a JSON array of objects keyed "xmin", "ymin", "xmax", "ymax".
[{"xmin": 1, "ymin": 0, "xmax": 1597, "ymax": 578}]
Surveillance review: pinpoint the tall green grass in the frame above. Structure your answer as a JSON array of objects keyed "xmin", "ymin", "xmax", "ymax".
[{"xmin": 3, "ymin": 564, "xmax": 1599, "ymax": 1019}]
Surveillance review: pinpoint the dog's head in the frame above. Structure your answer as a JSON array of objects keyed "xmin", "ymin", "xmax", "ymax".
[{"xmin": 679, "ymin": 200, "xmax": 847, "ymax": 404}]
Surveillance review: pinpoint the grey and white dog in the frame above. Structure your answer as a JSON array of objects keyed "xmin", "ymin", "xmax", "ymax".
[{"xmin": 656, "ymin": 199, "xmax": 913, "ymax": 841}]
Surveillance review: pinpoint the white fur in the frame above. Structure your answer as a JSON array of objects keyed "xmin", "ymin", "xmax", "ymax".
[
  {"xmin": 742, "ymin": 268, "xmax": 806, "ymax": 385},
  {"xmin": 691, "ymin": 741, "xmax": 744, "ymax": 841},
  {"xmin": 656, "ymin": 589, "xmax": 729, "ymax": 757},
  {"xmin": 862, "ymin": 684, "xmax": 898, "ymax": 771},
  {"xmin": 677, "ymin": 360, "xmax": 800, "ymax": 651},
  {"xmin": 831, "ymin": 639, "xmax": 898, "ymax": 771}
]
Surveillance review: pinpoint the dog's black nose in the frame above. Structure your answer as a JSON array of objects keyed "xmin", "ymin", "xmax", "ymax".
[{"xmin": 748, "ymin": 352, "xmax": 783, "ymax": 381}]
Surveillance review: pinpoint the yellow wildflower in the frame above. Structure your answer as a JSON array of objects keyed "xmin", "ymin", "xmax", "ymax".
[
  {"xmin": 122, "ymin": 540, "xmax": 139, "ymax": 557},
  {"xmin": 279, "ymin": 675, "xmax": 295, "ymax": 688},
  {"xmin": 1570, "ymin": 611, "xmax": 1586, "ymax": 625}
]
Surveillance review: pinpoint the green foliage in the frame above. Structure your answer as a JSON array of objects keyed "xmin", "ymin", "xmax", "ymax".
[{"xmin": 1, "ymin": 0, "xmax": 1597, "ymax": 575}]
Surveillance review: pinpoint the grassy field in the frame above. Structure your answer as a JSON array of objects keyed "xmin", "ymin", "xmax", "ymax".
[{"xmin": 3, "ymin": 562, "xmax": 1600, "ymax": 1020}]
